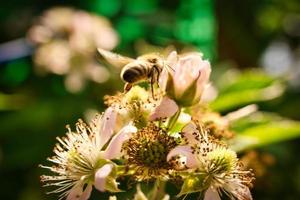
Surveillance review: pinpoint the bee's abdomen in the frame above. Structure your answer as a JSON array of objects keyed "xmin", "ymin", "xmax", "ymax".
[{"xmin": 121, "ymin": 65, "xmax": 148, "ymax": 83}]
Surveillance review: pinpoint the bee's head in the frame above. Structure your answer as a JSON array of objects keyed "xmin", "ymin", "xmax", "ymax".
[{"xmin": 139, "ymin": 54, "xmax": 162, "ymax": 64}]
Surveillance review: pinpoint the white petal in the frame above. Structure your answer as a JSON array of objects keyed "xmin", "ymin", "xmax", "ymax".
[
  {"xmin": 204, "ymin": 187, "xmax": 221, "ymax": 200},
  {"xmin": 159, "ymin": 51, "xmax": 178, "ymax": 92},
  {"xmin": 67, "ymin": 184, "xmax": 92, "ymax": 200},
  {"xmin": 103, "ymin": 124, "xmax": 137, "ymax": 159},
  {"xmin": 173, "ymin": 53, "xmax": 203, "ymax": 98},
  {"xmin": 167, "ymin": 145, "xmax": 197, "ymax": 168},
  {"xmin": 80, "ymin": 185, "xmax": 92, "ymax": 200},
  {"xmin": 194, "ymin": 60, "xmax": 211, "ymax": 102},
  {"xmin": 149, "ymin": 97, "xmax": 179, "ymax": 121},
  {"xmin": 158, "ymin": 67, "xmax": 168, "ymax": 91},
  {"xmin": 94, "ymin": 164, "xmax": 114, "ymax": 192},
  {"xmin": 181, "ymin": 122, "xmax": 200, "ymax": 145},
  {"xmin": 166, "ymin": 51, "xmax": 178, "ymax": 74},
  {"xmin": 232, "ymin": 185, "xmax": 253, "ymax": 200},
  {"xmin": 99, "ymin": 107, "xmax": 117, "ymax": 149}
]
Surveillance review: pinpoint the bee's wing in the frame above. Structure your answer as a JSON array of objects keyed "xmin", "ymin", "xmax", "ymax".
[
  {"xmin": 97, "ymin": 48, "xmax": 134, "ymax": 69},
  {"xmin": 164, "ymin": 51, "xmax": 178, "ymax": 73}
]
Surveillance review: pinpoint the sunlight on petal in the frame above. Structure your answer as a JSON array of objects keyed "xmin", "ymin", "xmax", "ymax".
[
  {"xmin": 103, "ymin": 124, "xmax": 137, "ymax": 159},
  {"xmin": 204, "ymin": 187, "xmax": 221, "ymax": 200},
  {"xmin": 94, "ymin": 164, "xmax": 114, "ymax": 192},
  {"xmin": 167, "ymin": 145, "xmax": 197, "ymax": 168},
  {"xmin": 67, "ymin": 184, "xmax": 92, "ymax": 200},
  {"xmin": 99, "ymin": 107, "xmax": 117, "ymax": 148},
  {"xmin": 149, "ymin": 97, "xmax": 179, "ymax": 121}
]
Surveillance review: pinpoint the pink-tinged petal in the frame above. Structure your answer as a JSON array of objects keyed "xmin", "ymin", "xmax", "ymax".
[
  {"xmin": 103, "ymin": 124, "xmax": 137, "ymax": 159},
  {"xmin": 194, "ymin": 60, "xmax": 211, "ymax": 102},
  {"xmin": 204, "ymin": 187, "xmax": 221, "ymax": 200},
  {"xmin": 94, "ymin": 164, "xmax": 114, "ymax": 192},
  {"xmin": 149, "ymin": 97, "xmax": 179, "ymax": 121},
  {"xmin": 80, "ymin": 185, "xmax": 92, "ymax": 200},
  {"xmin": 166, "ymin": 51, "xmax": 178, "ymax": 75},
  {"xmin": 230, "ymin": 185, "xmax": 253, "ymax": 200},
  {"xmin": 158, "ymin": 67, "xmax": 168, "ymax": 91},
  {"xmin": 67, "ymin": 184, "xmax": 92, "ymax": 200},
  {"xmin": 181, "ymin": 122, "xmax": 200, "ymax": 145},
  {"xmin": 167, "ymin": 145, "xmax": 197, "ymax": 168},
  {"xmin": 99, "ymin": 107, "xmax": 117, "ymax": 149},
  {"xmin": 173, "ymin": 53, "xmax": 203, "ymax": 98},
  {"xmin": 159, "ymin": 51, "xmax": 178, "ymax": 91}
]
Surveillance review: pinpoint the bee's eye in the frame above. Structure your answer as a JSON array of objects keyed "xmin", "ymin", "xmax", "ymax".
[{"xmin": 149, "ymin": 58, "xmax": 157, "ymax": 63}]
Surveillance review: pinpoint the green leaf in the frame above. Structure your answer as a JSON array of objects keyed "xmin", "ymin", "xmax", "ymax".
[
  {"xmin": 230, "ymin": 121, "xmax": 300, "ymax": 152},
  {"xmin": 218, "ymin": 72, "xmax": 275, "ymax": 94},
  {"xmin": 210, "ymin": 82, "xmax": 284, "ymax": 112}
]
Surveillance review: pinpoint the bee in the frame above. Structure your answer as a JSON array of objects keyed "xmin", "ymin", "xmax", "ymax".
[{"xmin": 97, "ymin": 48, "xmax": 172, "ymax": 97}]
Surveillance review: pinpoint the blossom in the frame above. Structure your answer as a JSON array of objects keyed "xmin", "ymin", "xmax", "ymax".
[
  {"xmin": 160, "ymin": 51, "xmax": 211, "ymax": 107},
  {"xmin": 167, "ymin": 122, "xmax": 254, "ymax": 200},
  {"xmin": 40, "ymin": 108, "xmax": 137, "ymax": 199},
  {"xmin": 104, "ymin": 86, "xmax": 176, "ymax": 129},
  {"xmin": 122, "ymin": 123, "xmax": 178, "ymax": 181},
  {"xmin": 28, "ymin": 7, "xmax": 118, "ymax": 93}
]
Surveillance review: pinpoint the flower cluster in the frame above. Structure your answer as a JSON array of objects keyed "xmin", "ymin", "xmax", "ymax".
[
  {"xmin": 41, "ymin": 50, "xmax": 254, "ymax": 200},
  {"xmin": 28, "ymin": 7, "xmax": 118, "ymax": 93}
]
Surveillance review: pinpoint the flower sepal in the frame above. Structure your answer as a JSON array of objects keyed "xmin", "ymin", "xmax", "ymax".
[
  {"xmin": 94, "ymin": 162, "xmax": 123, "ymax": 193},
  {"xmin": 177, "ymin": 173, "xmax": 209, "ymax": 197}
]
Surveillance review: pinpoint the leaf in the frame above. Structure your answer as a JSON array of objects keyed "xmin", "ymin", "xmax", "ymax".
[
  {"xmin": 230, "ymin": 121, "xmax": 300, "ymax": 152},
  {"xmin": 217, "ymin": 71, "xmax": 275, "ymax": 94},
  {"xmin": 210, "ymin": 69, "xmax": 285, "ymax": 112},
  {"xmin": 210, "ymin": 82, "xmax": 285, "ymax": 112}
]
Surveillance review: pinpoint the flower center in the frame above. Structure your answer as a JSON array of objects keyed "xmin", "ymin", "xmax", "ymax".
[{"xmin": 122, "ymin": 123, "xmax": 177, "ymax": 173}]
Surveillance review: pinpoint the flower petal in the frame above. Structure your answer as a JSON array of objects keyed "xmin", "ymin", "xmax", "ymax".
[
  {"xmin": 103, "ymin": 124, "xmax": 137, "ymax": 159},
  {"xmin": 230, "ymin": 184, "xmax": 253, "ymax": 200},
  {"xmin": 99, "ymin": 107, "xmax": 117, "ymax": 149},
  {"xmin": 167, "ymin": 145, "xmax": 197, "ymax": 168},
  {"xmin": 166, "ymin": 51, "xmax": 178, "ymax": 73},
  {"xmin": 80, "ymin": 185, "xmax": 93, "ymax": 200},
  {"xmin": 158, "ymin": 67, "xmax": 168, "ymax": 92},
  {"xmin": 94, "ymin": 164, "xmax": 114, "ymax": 192},
  {"xmin": 149, "ymin": 97, "xmax": 179, "ymax": 121},
  {"xmin": 173, "ymin": 53, "xmax": 203, "ymax": 98},
  {"xmin": 194, "ymin": 60, "xmax": 211, "ymax": 103},
  {"xmin": 159, "ymin": 51, "xmax": 178, "ymax": 92},
  {"xmin": 204, "ymin": 187, "xmax": 221, "ymax": 200},
  {"xmin": 181, "ymin": 122, "xmax": 200, "ymax": 145},
  {"xmin": 67, "ymin": 184, "xmax": 92, "ymax": 200}
]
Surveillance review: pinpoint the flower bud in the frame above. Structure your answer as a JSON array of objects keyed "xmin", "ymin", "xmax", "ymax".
[{"xmin": 163, "ymin": 51, "xmax": 211, "ymax": 107}]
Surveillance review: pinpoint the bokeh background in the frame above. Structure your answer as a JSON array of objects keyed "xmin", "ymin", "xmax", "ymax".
[{"xmin": 0, "ymin": 0, "xmax": 300, "ymax": 199}]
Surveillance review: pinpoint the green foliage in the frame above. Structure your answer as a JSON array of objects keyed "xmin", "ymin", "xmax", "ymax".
[
  {"xmin": 229, "ymin": 112, "xmax": 300, "ymax": 152},
  {"xmin": 210, "ymin": 70, "xmax": 285, "ymax": 112}
]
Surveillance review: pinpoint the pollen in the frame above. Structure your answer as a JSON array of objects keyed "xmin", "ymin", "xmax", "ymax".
[{"xmin": 122, "ymin": 123, "xmax": 178, "ymax": 180}]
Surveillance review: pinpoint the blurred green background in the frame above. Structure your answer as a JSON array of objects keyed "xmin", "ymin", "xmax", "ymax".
[{"xmin": 0, "ymin": 0, "xmax": 300, "ymax": 199}]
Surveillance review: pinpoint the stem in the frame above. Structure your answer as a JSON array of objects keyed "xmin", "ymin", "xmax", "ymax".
[
  {"xmin": 167, "ymin": 107, "xmax": 181, "ymax": 131},
  {"xmin": 149, "ymin": 179, "xmax": 166, "ymax": 200}
]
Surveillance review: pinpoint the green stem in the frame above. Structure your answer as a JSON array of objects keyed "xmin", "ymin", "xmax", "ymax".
[
  {"xmin": 149, "ymin": 179, "xmax": 166, "ymax": 200},
  {"xmin": 167, "ymin": 107, "xmax": 181, "ymax": 131}
]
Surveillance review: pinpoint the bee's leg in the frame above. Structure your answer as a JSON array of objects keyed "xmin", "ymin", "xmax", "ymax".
[
  {"xmin": 124, "ymin": 83, "xmax": 132, "ymax": 93},
  {"xmin": 155, "ymin": 66, "xmax": 161, "ymax": 85},
  {"xmin": 153, "ymin": 65, "xmax": 161, "ymax": 92},
  {"xmin": 150, "ymin": 73, "xmax": 156, "ymax": 100}
]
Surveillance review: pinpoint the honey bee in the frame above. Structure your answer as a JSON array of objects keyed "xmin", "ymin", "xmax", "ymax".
[{"xmin": 97, "ymin": 48, "xmax": 172, "ymax": 97}]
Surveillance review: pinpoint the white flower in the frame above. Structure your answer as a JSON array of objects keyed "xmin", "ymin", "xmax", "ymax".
[
  {"xmin": 167, "ymin": 122, "xmax": 253, "ymax": 200},
  {"xmin": 40, "ymin": 108, "xmax": 137, "ymax": 200},
  {"xmin": 28, "ymin": 7, "xmax": 118, "ymax": 93}
]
